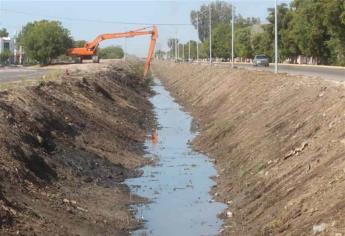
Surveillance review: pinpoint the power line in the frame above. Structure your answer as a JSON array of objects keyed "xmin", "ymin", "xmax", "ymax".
[
  {"xmin": 0, "ymin": 8, "xmax": 193, "ymax": 26},
  {"xmin": 231, "ymin": 1, "xmax": 235, "ymax": 68}
]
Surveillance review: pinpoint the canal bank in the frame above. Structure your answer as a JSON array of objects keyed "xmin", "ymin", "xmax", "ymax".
[{"xmin": 0, "ymin": 60, "xmax": 155, "ymax": 235}]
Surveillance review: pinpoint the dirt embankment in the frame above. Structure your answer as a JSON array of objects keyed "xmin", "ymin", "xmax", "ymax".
[
  {"xmin": 153, "ymin": 62, "xmax": 345, "ymax": 236},
  {"xmin": 0, "ymin": 61, "xmax": 153, "ymax": 235}
]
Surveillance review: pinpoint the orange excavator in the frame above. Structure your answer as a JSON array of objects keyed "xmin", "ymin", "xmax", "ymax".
[{"xmin": 68, "ymin": 25, "xmax": 158, "ymax": 77}]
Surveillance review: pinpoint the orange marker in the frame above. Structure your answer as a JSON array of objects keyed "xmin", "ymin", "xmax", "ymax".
[{"xmin": 151, "ymin": 128, "xmax": 158, "ymax": 144}]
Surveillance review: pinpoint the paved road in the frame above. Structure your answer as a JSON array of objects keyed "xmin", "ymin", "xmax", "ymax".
[
  {"xmin": 1, "ymin": 62, "xmax": 344, "ymax": 83},
  {"xmin": 215, "ymin": 62, "xmax": 345, "ymax": 81},
  {"xmin": 0, "ymin": 67, "xmax": 48, "ymax": 83}
]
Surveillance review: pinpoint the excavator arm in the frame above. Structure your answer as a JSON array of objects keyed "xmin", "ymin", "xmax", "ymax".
[{"xmin": 68, "ymin": 26, "xmax": 158, "ymax": 77}]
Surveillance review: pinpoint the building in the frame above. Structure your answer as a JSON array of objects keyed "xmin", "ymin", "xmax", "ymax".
[
  {"xmin": 0, "ymin": 37, "xmax": 15, "ymax": 54},
  {"xmin": 0, "ymin": 37, "xmax": 16, "ymax": 64},
  {"xmin": 0, "ymin": 36, "xmax": 25, "ymax": 64}
]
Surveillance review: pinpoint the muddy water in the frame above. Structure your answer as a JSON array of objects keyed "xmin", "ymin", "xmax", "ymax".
[{"xmin": 126, "ymin": 79, "xmax": 226, "ymax": 236}]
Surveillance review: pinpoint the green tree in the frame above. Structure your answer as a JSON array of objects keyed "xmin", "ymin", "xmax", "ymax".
[
  {"xmin": 322, "ymin": 0, "xmax": 345, "ymax": 65},
  {"xmin": 235, "ymin": 27, "xmax": 253, "ymax": 59},
  {"xmin": 191, "ymin": 1, "xmax": 233, "ymax": 42},
  {"xmin": 235, "ymin": 15, "xmax": 260, "ymax": 28},
  {"xmin": 0, "ymin": 28, "xmax": 9, "ymax": 37},
  {"xmin": 251, "ymin": 32, "xmax": 273, "ymax": 60},
  {"xmin": 289, "ymin": 0, "xmax": 331, "ymax": 64},
  {"xmin": 155, "ymin": 49, "xmax": 166, "ymax": 59},
  {"xmin": 0, "ymin": 50, "xmax": 13, "ymax": 64},
  {"xmin": 211, "ymin": 23, "xmax": 231, "ymax": 59},
  {"xmin": 97, "ymin": 46, "xmax": 124, "ymax": 59},
  {"xmin": 183, "ymin": 40, "xmax": 198, "ymax": 60},
  {"xmin": 197, "ymin": 42, "xmax": 208, "ymax": 59},
  {"xmin": 258, "ymin": 4, "xmax": 291, "ymax": 61},
  {"xmin": 73, "ymin": 40, "xmax": 87, "ymax": 48},
  {"xmin": 18, "ymin": 20, "xmax": 73, "ymax": 65},
  {"xmin": 167, "ymin": 38, "xmax": 178, "ymax": 58}
]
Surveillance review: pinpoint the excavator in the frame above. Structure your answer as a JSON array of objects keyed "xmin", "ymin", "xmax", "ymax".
[{"xmin": 67, "ymin": 25, "xmax": 158, "ymax": 77}]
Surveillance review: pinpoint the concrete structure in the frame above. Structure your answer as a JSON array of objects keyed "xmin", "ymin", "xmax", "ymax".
[
  {"xmin": 0, "ymin": 37, "xmax": 15, "ymax": 54},
  {"xmin": 0, "ymin": 36, "xmax": 25, "ymax": 64},
  {"xmin": 0, "ymin": 37, "xmax": 16, "ymax": 64}
]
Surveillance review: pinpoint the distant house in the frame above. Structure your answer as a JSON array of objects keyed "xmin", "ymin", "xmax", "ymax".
[
  {"xmin": 0, "ymin": 36, "xmax": 25, "ymax": 64},
  {"xmin": 0, "ymin": 37, "xmax": 15, "ymax": 53},
  {"xmin": 0, "ymin": 37, "xmax": 15, "ymax": 64}
]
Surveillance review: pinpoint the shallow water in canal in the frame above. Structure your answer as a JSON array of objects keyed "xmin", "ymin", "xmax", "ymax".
[{"xmin": 126, "ymin": 79, "xmax": 226, "ymax": 236}]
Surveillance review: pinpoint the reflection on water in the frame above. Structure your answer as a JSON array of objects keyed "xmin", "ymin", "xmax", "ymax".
[{"xmin": 126, "ymin": 79, "xmax": 226, "ymax": 236}]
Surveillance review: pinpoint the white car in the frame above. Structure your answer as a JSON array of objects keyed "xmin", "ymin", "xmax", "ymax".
[{"xmin": 253, "ymin": 55, "xmax": 269, "ymax": 67}]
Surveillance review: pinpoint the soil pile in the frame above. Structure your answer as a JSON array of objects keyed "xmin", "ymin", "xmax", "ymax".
[
  {"xmin": 0, "ymin": 61, "xmax": 153, "ymax": 235},
  {"xmin": 154, "ymin": 62, "xmax": 345, "ymax": 235}
]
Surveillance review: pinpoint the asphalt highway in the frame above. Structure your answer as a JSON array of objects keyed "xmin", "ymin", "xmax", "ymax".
[
  {"xmin": 222, "ymin": 62, "xmax": 345, "ymax": 81},
  {"xmin": 0, "ymin": 62, "xmax": 344, "ymax": 84},
  {"xmin": 0, "ymin": 67, "xmax": 47, "ymax": 83}
]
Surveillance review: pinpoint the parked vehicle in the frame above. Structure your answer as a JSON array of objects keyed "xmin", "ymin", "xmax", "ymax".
[{"xmin": 253, "ymin": 55, "xmax": 269, "ymax": 67}]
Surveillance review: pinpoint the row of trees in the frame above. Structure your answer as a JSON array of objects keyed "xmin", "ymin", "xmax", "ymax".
[
  {"xmin": 17, "ymin": 20, "xmax": 123, "ymax": 65},
  {"xmin": 166, "ymin": 0, "xmax": 345, "ymax": 66}
]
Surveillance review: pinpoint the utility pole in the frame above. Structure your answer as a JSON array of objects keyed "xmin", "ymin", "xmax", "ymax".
[
  {"xmin": 231, "ymin": 1, "xmax": 235, "ymax": 68},
  {"xmin": 182, "ymin": 44, "xmax": 185, "ymax": 61},
  {"xmin": 209, "ymin": 3, "xmax": 212, "ymax": 64},
  {"xmin": 196, "ymin": 13, "xmax": 199, "ymax": 62},
  {"xmin": 275, "ymin": 0, "xmax": 278, "ymax": 73},
  {"xmin": 174, "ymin": 37, "xmax": 177, "ymax": 60},
  {"xmin": 188, "ymin": 40, "xmax": 191, "ymax": 62},
  {"xmin": 177, "ymin": 41, "xmax": 179, "ymax": 60}
]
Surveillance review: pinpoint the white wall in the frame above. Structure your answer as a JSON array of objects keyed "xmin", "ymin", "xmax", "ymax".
[{"xmin": 0, "ymin": 37, "xmax": 15, "ymax": 54}]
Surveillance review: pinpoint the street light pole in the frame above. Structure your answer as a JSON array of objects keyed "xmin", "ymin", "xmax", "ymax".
[
  {"xmin": 188, "ymin": 40, "xmax": 191, "ymax": 62},
  {"xmin": 182, "ymin": 44, "xmax": 185, "ymax": 61},
  {"xmin": 197, "ymin": 13, "xmax": 199, "ymax": 62},
  {"xmin": 209, "ymin": 3, "xmax": 212, "ymax": 64},
  {"xmin": 177, "ymin": 41, "xmax": 179, "ymax": 60},
  {"xmin": 275, "ymin": 0, "xmax": 278, "ymax": 73},
  {"xmin": 175, "ymin": 32, "xmax": 177, "ymax": 61},
  {"xmin": 231, "ymin": 1, "xmax": 235, "ymax": 68}
]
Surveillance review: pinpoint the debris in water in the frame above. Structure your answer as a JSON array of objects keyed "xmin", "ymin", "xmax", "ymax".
[{"xmin": 226, "ymin": 211, "xmax": 233, "ymax": 218}]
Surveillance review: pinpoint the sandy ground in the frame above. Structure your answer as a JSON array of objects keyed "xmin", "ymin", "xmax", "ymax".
[
  {"xmin": 153, "ymin": 61, "xmax": 345, "ymax": 236},
  {"xmin": 0, "ymin": 60, "xmax": 154, "ymax": 235}
]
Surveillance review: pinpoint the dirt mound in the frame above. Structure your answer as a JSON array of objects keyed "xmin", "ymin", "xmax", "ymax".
[
  {"xmin": 0, "ymin": 61, "xmax": 153, "ymax": 235},
  {"xmin": 154, "ymin": 62, "xmax": 345, "ymax": 236}
]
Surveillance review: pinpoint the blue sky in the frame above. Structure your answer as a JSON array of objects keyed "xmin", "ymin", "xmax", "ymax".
[{"xmin": 0, "ymin": 0, "xmax": 291, "ymax": 56}]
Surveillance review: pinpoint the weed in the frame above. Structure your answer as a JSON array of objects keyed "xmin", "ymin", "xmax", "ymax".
[{"xmin": 255, "ymin": 163, "xmax": 267, "ymax": 173}]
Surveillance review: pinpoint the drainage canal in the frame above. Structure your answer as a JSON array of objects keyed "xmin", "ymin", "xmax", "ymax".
[{"xmin": 127, "ymin": 78, "xmax": 226, "ymax": 236}]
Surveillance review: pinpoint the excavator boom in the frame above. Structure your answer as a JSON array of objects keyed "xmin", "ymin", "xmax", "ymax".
[{"xmin": 68, "ymin": 26, "xmax": 158, "ymax": 77}]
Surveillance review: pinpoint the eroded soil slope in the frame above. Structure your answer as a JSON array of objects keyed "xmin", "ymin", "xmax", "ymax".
[
  {"xmin": 154, "ymin": 62, "xmax": 345, "ymax": 236},
  {"xmin": 0, "ymin": 61, "xmax": 153, "ymax": 235}
]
